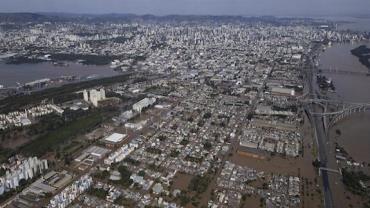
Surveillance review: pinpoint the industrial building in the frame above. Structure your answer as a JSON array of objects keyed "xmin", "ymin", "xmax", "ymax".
[
  {"xmin": 133, "ymin": 97, "xmax": 156, "ymax": 113},
  {"xmin": 270, "ymin": 87, "xmax": 295, "ymax": 97},
  {"xmin": 102, "ymin": 133, "xmax": 127, "ymax": 148},
  {"xmin": 74, "ymin": 145, "xmax": 111, "ymax": 168}
]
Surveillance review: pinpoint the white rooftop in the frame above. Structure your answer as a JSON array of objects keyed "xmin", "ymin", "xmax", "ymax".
[{"xmin": 104, "ymin": 133, "xmax": 126, "ymax": 143}]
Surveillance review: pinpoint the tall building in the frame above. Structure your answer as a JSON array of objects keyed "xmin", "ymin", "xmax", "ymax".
[
  {"xmin": 83, "ymin": 90, "xmax": 89, "ymax": 102},
  {"xmin": 82, "ymin": 88, "xmax": 106, "ymax": 107},
  {"xmin": 0, "ymin": 157, "xmax": 48, "ymax": 195}
]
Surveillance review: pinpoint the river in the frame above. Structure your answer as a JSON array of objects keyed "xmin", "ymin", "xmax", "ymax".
[
  {"xmin": 0, "ymin": 62, "xmax": 120, "ymax": 88},
  {"xmin": 318, "ymin": 40, "xmax": 370, "ymax": 207},
  {"xmin": 319, "ymin": 40, "xmax": 370, "ymax": 161},
  {"xmin": 319, "ymin": 41, "xmax": 370, "ymax": 103}
]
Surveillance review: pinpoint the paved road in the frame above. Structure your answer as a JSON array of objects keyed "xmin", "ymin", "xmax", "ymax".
[{"xmin": 304, "ymin": 45, "xmax": 334, "ymax": 208}]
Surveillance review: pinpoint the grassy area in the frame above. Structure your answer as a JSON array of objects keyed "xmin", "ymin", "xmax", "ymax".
[{"xmin": 19, "ymin": 112, "xmax": 103, "ymax": 156}]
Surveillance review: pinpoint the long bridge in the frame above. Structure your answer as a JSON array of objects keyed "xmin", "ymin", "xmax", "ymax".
[{"xmin": 302, "ymin": 98, "xmax": 370, "ymax": 129}]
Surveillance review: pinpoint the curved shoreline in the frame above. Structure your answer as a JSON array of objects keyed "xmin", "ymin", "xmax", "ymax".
[{"xmin": 350, "ymin": 45, "xmax": 370, "ymax": 70}]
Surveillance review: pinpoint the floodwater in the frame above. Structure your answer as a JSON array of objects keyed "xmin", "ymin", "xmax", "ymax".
[
  {"xmin": 319, "ymin": 41, "xmax": 370, "ymax": 161},
  {"xmin": 319, "ymin": 41, "xmax": 370, "ymax": 207},
  {"xmin": 320, "ymin": 42, "xmax": 370, "ymax": 162},
  {"xmin": 319, "ymin": 41, "xmax": 370, "ymax": 103},
  {"xmin": 0, "ymin": 62, "xmax": 120, "ymax": 87},
  {"xmin": 332, "ymin": 112, "xmax": 370, "ymax": 164}
]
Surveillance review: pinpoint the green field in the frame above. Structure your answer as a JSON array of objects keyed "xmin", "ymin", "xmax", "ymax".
[{"xmin": 19, "ymin": 112, "xmax": 103, "ymax": 156}]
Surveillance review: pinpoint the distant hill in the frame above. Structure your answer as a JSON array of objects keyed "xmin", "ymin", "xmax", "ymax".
[{"xmin": 0, "ymin": 12, "xmax": 316, "ymax": 26}]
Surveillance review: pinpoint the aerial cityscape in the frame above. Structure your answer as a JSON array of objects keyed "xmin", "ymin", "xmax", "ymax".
[{"xmin": 0, "ymin": 1, "xmax": 370, "ymax": 208}]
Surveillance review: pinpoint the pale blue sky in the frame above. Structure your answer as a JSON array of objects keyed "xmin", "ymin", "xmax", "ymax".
[{"xmin": 1, "ymin": 0, "xmax": 370, "ymax": 16}]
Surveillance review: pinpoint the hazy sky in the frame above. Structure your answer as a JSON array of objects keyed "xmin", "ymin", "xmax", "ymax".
[{"xmin": 1, "ymin": 0, "xmax": 370, "ymax": 16}]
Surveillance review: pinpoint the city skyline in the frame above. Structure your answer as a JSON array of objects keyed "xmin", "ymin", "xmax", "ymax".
[{"xmin": 1, "ymin": 0, "xmax": 370, "ymax": 17}]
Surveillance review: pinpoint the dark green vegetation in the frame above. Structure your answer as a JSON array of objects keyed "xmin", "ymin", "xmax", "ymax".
[
  {"xmin": 203, "ymin": 141, "xmax": 212, "ymax": 151},
  {"xmin": 180, "ymin": 139, "xmax": 189, "ymax": 146},
  {"xmin": 158, "ymin": 135, "xmax": 167, "ymax": 141},
  {"xmin": 146, "ymin": 147, "xmax": 162, "ymax": 154},
  {"xmin": 272, "ymin": 105, "xmax": 298, "ymax": 112},
  {"xmin": 351, "ymin": 45, "xmax": 370, "ymax": 70},
  {"xmin": 0, "ymin": 148, "xmax": 14, "ymax": 164},
  {"xmin": 0, "ymin": 73, "xmax": 135, "ymax": 113},
  {"xmin": 203, "ymin": 112, "xmax": 212, "ymax": 119},
  {"xmin": 169, "ymin": 150, "xmax": 180, "ymax": 157},
  {"xmin": 117, "ymin": 165, "xmax": 133, "ymax": 187},
  {"xmin": 144, "ymin": 85, "xmax": 173, "ymax": 96},
  {"xmin": 123, "ymin": 157, "xmax": 141, "ymax": 166},
  {"xmin": 19, "ymin": 111, "xmax": 103, "ymax": 156},
  {"xmin": 312, "ymin": 159, "xmax": 321, "ymax": 168},
  {"xmin": 342, "ymin": 169, "xmax": 370, "ymax": 208},
  {"xmin": 188, "ymin": 174, "xmax": 211, "ymax": 193},
  {"xmin": 176, "ymin": 192, "xmax": 191, "ymax": 206},
  {"xmin": 114, "ymin": 195, "xmax": 135, "ymax": 207},
  {"xmin": 147, "ymin": 163, "xmax": 164, "ymax": 172},
  {"xmin": 138, "ymin": 170, "xmax": 146, "ymax": 177},
  {"xmin": 0, "ymin": 167, "xmax": 6, "ymax": 177},
  {"xmin": 342, "ymin": 169, "xmax": 370, "ymax": 195},
  {"xmin": 185, "ymin": 155, "xmax": 203, "ymax": 163},
  {"xmin": 0, "ymin": 110, "xmax": 92, "ymax": 153},
  {"xmin": 93, "ymin": 169, "xmax": 110, "ymax": 181},
  {"xmin": 88, "ymin": 187, "xmax": 108, "ymax": 199}
]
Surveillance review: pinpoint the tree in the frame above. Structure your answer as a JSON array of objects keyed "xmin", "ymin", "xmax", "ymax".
[
  {"xmin": 203, "ymin": 141, "xmax": 212, "ymax": 151},
  {"xmin": 312, "ymin": 159, "xmax": 321, "ymax": 168},
  {"xmin": 203, "ymin": 112, "xmax": 212, "ymax": 119},
  {"xmin": 138, "ymin": 170, "xmax": 146, "ymax": 177},
  {"xmin": 335, "ymin": 129, "xmax": 341, "ymax": 135}
]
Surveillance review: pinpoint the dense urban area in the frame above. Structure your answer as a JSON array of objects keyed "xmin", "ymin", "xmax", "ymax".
[{"xmin": 0, "ymin": 13, "xmax": 370, "ymax": 208}]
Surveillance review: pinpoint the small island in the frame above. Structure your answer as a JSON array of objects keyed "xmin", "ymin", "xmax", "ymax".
[{"xmin": 350, "ymin": 45, "xmax": 370, "ymax": 70}]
